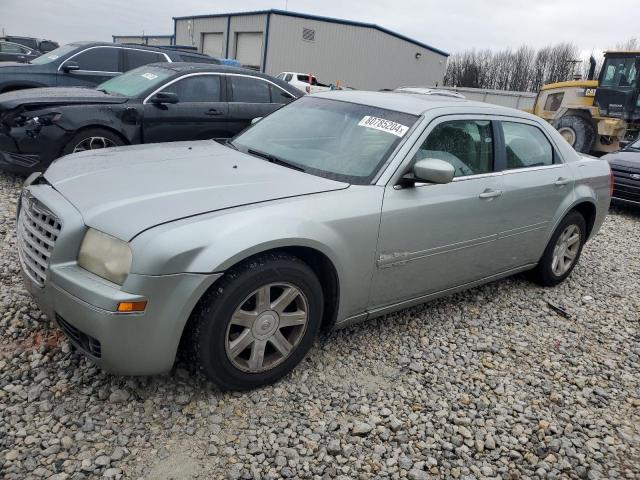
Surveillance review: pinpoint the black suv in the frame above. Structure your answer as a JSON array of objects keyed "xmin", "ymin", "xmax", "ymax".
[
  {"xmin": 0, "ymin": 42, "xmax": 221, "ymax": 93},
  {"xmin": 0, "ymin": 36, "xmax": 59, "ymax": 53}
]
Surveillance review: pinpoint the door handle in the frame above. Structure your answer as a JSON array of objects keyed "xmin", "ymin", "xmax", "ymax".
[
  {"xmin": 205, "ymin": 109, "xmax": 223, "ymax": 116},
  {"xmin": 479, "ymin": 189, "xmax": 503, "ymax": 200},
  {"xmin": 554, "ymin": 177, "xmax": 571, "ymax": 186}
]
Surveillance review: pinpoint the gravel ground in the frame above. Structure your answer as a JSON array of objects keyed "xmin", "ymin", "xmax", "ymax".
[{"xmin": 0, "ymin": 170, "xmax": 639, "ymax": 480}]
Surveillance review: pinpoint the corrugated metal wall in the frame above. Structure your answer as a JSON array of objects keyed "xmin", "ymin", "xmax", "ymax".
[
  {"xmin": 266, "ymin": 14, "xmax": 446, "ymax": 90},
  {"xmin": 175, "ymin": 13, "xmax": 447, "ymax": 90}
]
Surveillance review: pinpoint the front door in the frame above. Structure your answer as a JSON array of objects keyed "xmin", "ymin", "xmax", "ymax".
[
  {"xmin": 371, "ymin": 118, "xmax": 507, "ymax": 308},
  {"xmin": 496, "ymin": 120, "xmax": 575, "ymax": 268},
  {"xmin": 142, "ymin": 73, "xmax": 230, "ymax": 143},
  {"xmin": 57, "ymin": 46, "xmax": 122, "ymax": 87}
]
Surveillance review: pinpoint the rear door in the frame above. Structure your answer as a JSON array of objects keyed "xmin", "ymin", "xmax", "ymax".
[
  {"xmin": 226, "ymin": 75, "xmax": 295, "ymax": 135},
  {"xmin": 495, "ymin": 119, "xmax": 574, "ymax": 268},
  {"xmin": 142, "ymin": 73, "xmax": 230, "ymax": 143},
  {"xmin": 57, "ymin": 46, "xmax": 122, "ymax": 86}
]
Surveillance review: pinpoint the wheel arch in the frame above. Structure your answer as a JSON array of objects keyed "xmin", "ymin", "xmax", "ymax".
[
  {"xmin": 570, "ymin": 201, "xmax": 597, "ymax": 240},
  {"xmin": 178, "ymin": 245, "xmax": 341, "ymax": 356},
  {"xmin": 61, "ymin": 124, "xmax": 130, "ymax": 155}
]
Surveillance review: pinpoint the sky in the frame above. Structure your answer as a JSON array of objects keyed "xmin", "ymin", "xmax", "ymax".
[{"xmin": 1, "ymin": 0, "xmax": 637, "ymax": 54}]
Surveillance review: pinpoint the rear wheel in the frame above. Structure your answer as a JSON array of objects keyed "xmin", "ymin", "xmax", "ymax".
[
  {"xmin": 556, "ymin": 115, "xmax": 595, "ymax": 153},
  {"xmin": 62, "ymin": 128, "xmax": 125, "ymax": 156},
  {"xmin": 185, "ymin": 252, "xmax": 323, "ymax": 390},
  {"xmin": 529, "ymin": 211, "xmax": 586, "ymax": 286}
]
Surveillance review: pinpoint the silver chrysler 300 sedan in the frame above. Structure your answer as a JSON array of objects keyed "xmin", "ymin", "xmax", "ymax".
[{"xmin": 17, "ymin": 91, "xmax": 611, "ymax": 390}]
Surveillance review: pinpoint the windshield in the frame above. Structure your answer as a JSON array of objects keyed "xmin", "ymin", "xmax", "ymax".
[
  {"xmin": 627, "ymin": 137, "xmax": 640, "ymax": 150},
  {"xmin": 96, "ymin": 66, "xmax": 174, "ymax": 97},
  {"xmin": 600, "ymin": 56, "xmax": 638, "ymax": 88},
  {"xmin": 232, "ymin": 96, "xmax": 418, "ymax": 184},
  {"xmin": 31, "ymin": 44, "xmax": 77, "ymax": 64}
]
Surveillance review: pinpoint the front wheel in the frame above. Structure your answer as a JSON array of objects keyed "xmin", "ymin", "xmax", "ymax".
[
  {"xmin": 556, "ymin": 115, "xmax": 595, "ymax": 153},
  {"xmin": 185, "ymin": 252, "xmax": 323, "ymax": 390},
  {"xmin": 62, "ymin": 128, "xmax": 125, "ymax": 156},
  {"xmin": 529, "ymin": 211, "xmax": 586, "ymax": 286}
]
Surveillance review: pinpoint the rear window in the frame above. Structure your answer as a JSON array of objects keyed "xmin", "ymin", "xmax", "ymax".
[
  {"xmin": 502, "ymin": 122, "xmax": 554, "ymax": 169},
  {"xmin": 124, "ymin": 49, "xmax": 165, "ymax": 70},
  {"xmin": 296, "ymin": 74, "xmax": 317, "ymax": 85},
  {"xmin": 179, "ymin": 54, "xmax": 221, "ymax": 64}
]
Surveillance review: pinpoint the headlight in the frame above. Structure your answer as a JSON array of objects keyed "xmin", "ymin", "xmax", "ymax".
[{"xmin": 78, "ymin": 228, "xmax": 132, "ymax": 285}]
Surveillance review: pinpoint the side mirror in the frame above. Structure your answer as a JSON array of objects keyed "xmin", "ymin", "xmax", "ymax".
[
  {"xmin": 149, "ymin": 92, "xmax": 179, "ymax": 105},
  {"xmin": 61, "ymin": 61, "xmax": 80, "ymax": 72},
  {"xmin": 411, "ymin": 158, "xmax": 455, "ymax": 184},
  {"xmin": 251, "ymin": 117, "xmax": 263, "ymax": 125}
]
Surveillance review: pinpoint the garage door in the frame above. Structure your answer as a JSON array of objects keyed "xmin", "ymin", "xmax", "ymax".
[
  {"xmin": 235, "ymin": 32, "xmax": 263, "ymax": 69},
  {"xmin": 202, "ymin": 33, "xmax": 224, "ymax": 57}
]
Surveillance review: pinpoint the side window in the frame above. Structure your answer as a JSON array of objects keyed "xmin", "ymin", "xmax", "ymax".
[
  {"xmin": 125, "ymin": 49, "xmax": 165, "ymax": 70},
  {"xmin": 269, "ymin": 84, "xmax": 294, "ymax": 104},
  {"xmin": 230, "ymin": 76, "xmax": 271, "ymax": 103},
  {"xmin": 1, "ymin": 42, "xmax": 27, "ymax": 54},
  {"xmin": 275, "ymin": 73, "xmax": 285, "ymax": 80},
  {"xmin": 160, "ymin": 75, "xmax": 222, "ymax": 102},
  {"xmin": 71, "ymin": 47, "xmax": 120, "ymax": 72},
  {"xmin": 502, "ymin": 122, "xmax": 554, "ymax": 169},
  {"xmin": 284, "ymin": 73, "xmax": 293, "ymax": 82},
  {"xmin": 415, "ymin": 120, "xmax": 494, "ymax": 177}
]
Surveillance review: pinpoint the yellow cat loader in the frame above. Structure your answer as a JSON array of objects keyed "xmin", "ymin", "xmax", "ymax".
[{"xmin": 533, "ymin": 51, "xmax": 640, "ymax": 153}]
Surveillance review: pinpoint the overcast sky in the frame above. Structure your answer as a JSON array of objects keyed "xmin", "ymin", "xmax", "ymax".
[{"xmin": 1, "ymin": 0, "xmax": 637, "ymax": 54}]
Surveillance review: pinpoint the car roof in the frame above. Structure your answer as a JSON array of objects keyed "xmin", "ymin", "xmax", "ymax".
[
  {"xmin": 67, "ymin": 41, "xmax": 209, "ymax": 56},
  {"xmin": 311, "ymin": 90, "xmax": 536, "ymax": 118}
]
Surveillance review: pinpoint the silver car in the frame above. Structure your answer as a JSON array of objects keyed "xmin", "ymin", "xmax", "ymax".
[{"xmin": 17, "ymin": 91, "xmax": 611, "ymax": 390}]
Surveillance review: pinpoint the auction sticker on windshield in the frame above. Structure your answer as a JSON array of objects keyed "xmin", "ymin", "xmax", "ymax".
[
  {"xmin": 141, "ymin": 72, "xmax": 158, "ymax": 80},
  {"xmin": 358, "ymin": 116, "xmax": 409, "ymax": 137}
]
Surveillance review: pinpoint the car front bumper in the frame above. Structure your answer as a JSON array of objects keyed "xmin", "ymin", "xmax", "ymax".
[
  {"xmin": 0, "ymin": 125, "xmax": 70, "ymax": 175},
  {"xmin": 19, "ymin": 183, "xmax": 223, "ymax": 375}
]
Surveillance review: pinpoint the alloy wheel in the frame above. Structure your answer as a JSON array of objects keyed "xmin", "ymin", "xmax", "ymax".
[
  {"xmin": 224, "ymin": 283, "xmax": 309, "ymax": 373},
  {"xmin": 551, "ymin": 224, "xmax": 581, "ymax": 276},
  {"xmin": 72, "ymin": 136, "xmax": 117, "ymax": 153}
]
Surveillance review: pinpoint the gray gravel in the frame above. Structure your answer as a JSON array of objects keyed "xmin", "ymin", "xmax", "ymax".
[{"xmin": 1, "ymin": 170, "xmax": 639, "ymax": 479}]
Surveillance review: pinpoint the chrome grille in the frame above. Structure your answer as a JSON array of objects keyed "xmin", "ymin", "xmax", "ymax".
[{"xmin": 17, "ymin": 193, "xmax": 61, "ymax": 286}]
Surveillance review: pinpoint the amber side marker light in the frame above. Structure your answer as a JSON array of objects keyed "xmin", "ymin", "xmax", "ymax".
[{"xmin": 117, "ymin": 301, "xmax": 148, "ymax": 313}]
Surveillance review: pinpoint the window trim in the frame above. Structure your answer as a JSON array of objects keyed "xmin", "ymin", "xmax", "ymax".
[
  {"xmin": 498, "ymin": 119, "xmax": 560, "ymax": 172},
  {"xmin": 1, "ymin": 41, "xmax": 31, "ymax": 55},
  {"xmin": 58, "ymin": 46, "xmax": 171, "ymax": 74},
  {"xmin": 143, "ymin": 72, "xmax": 292, "ymax": 105}
]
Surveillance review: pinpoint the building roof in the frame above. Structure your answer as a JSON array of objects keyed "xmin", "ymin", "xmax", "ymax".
[{"xmin": 172, "ymin": 9, "xmax": 448, "ymax": 57}]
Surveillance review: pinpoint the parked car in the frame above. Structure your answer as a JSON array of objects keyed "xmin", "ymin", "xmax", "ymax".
[
  {"xmin": 0, "ymin": 63, "xmax": 301, "ymax": 174},
  {"xmin": 0, "ymin": 41, "xmax": 221, "ymax": 93},
  {"xmin": 0, "ymin": 36, "xmax": 59, "ymax": 53},
  {"xmin": 0, "ymin": 40, "xmax": 41, "ymax": 63},
  {"xmin": 276, "ymin": 72, "xmax": 331, "ymax": 94},
  {"xmin": 394, "ymin": 86, "xmax": 465, "ymax": 99},
  {"xmin": 602, "ymin": 137, "xmax": 640, "ymax": 206},
  {"xmin": 17, "ymin": 92, "xmax": 610, "ymax": 389}
]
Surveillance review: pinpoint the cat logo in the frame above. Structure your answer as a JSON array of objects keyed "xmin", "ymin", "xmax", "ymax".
[{"xmin": 585, "ymin": 88, "xmax": 596, "ymax": 97}]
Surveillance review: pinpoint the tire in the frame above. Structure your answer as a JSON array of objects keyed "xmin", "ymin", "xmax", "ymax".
[
  {"xmin": 185, "ymin": 252, "xmax": 323, "ymax": 390},
  {"xmin": 61, "ymin": 128, "xmax": 125, "ymax": 156},
  {"xmin": 529, "ymin": 211, "xmax": 586, "ymax": 286},
  {"xmin": 556, "ymin": 115, "xmax": 595, "ymax": 153}
]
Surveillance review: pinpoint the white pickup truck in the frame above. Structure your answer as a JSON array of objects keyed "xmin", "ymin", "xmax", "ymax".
[{"xmin": 276, "ymin": 72, "xmax": 332, "ymax": 94}]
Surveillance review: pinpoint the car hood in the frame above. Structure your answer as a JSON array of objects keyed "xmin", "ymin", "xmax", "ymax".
[
  {"xmin": 0, "ymin": 87, "xmax": 127, "ymax": 110},
  {"xmin": 44, "ymin": 140, "xmax": 349, "ymax": 241},
  {"xmin": 602, "ymin": 150, "xmax": 640, "ymax": 170}
]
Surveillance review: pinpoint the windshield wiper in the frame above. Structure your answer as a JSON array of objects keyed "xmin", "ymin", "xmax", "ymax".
[
  {"xmin": 225, "ymin": 139, "xmax": 238, "ymax": 150},
  {"xmin": 247, "ymin": 148, "xmax": 305, "ymax": 172},
  {"xmin": 96, "ymin": 89, "xmax": 111, "ymax": 95}
]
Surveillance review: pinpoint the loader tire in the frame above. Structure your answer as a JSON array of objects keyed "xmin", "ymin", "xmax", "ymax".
[{"xmin": 556, "ymin": 115, "xmax": 595, "ymax": 153}]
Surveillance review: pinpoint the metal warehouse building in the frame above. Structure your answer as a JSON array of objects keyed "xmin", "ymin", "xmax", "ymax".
[
  {"xmin": 173, "ymin": 9, "xmax": 448, "ymax": 90},
  {"xmin": 112, "ymin": 35, "xmax": 175, "ymax": 46}
]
